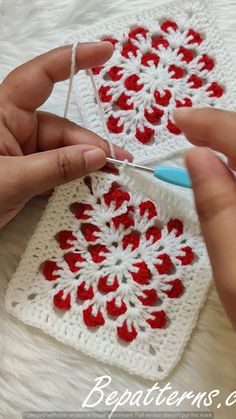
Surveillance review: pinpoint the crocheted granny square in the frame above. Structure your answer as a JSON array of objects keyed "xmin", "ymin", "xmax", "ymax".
[
  {"xmin": 5, "ymin": 169, "xmax": 211, "ymax": 380},
  {"xmin": 73, "ymin": 0, "xmax": 236, "ymax": 163}
]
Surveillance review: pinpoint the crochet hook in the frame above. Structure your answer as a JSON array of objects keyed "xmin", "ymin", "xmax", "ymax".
[{"xmin": 106, "ymin": 158, "xmax": 192, "ymax": 189}]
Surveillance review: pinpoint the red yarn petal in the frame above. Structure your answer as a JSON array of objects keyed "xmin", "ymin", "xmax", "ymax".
[
  {"xmin": 146, "ymin": 310, "xmax": 167, "ymax": 329},
  {"xmin": 164, "ymin": 279, "xmax": 185, "ymax": 298},
  {"xmin": 124, "ymin": 74, "xmax": 144, "ymax": 92},
  {"xmin": 145, "ymin": 226, "xmax": 162, "ymax": 243},
  {"xmin": 89, "ymin": 244, "xmax": 109, "ymax": 263},
  {"xmin": 154, "ymin": 89, "xmax": 171, "ymax": 106},
  {"xmin": 176, "ymin": 97, "xmax": 192, "ymax": 108},
  {"xmin": 131, "ymin": 261, "xmax": 151, "ymax": 284},
  {"xmin": 144, "ymin": 107, "xmax": 163, "ymax": 124},
  {"xmin": 104, "ymin": 187, "xmax": 130, "ymax": 209},
  {"xmin": 83, "ymin": 306, "xmax": 105, "ymax": 327},
  {"xmin": 135, "ymin": 126, "xmax": 154, "ymax": 144},
  {"xmin": 77, "ymin": 281, "xmax": 94, "ymax": 301},
  {"xmin": 117, "ymin": 321, "xmax": 137, "ymax": 342},
  {"xmin": 112, "ymin": 212, "xmax": 134, "ymax": 229},
  {"xmin": 98, "ymin": 276, "xmax": 119, "ymax": 293},
  {"xmin": 161, "ymin": 20, "xmax": 178, "ymax": 33},
  {"xmin": 167, "ymin": 120, "xmax": 181, "ymax": 135},
  {"xmin": 82, "ymin": 223, "xmax": 100, "ymax": 242},
  {"xmin": 169, "ymin": 65, "xmax": 185, "ymax": 79},
  {"xmin": 116, "ymin": 93, "xmax": 134, "ymax": 110},
  {"xmin": 99, "ymin": 85, "xmax": 112, "ymax": 102},
  {"xmin": 187, "ymin": 29, "xmax": 203, "ymax": 45},
  {"xmin": 152, "ymin": 35, "xmax": 169, "ymax": 49},
  {"xmin": 188, "ymin": 74, "xmax": 204, "ymax": 89},
  {"xmin": 178, "ymin": 46, "xmax": 195, "ymax": 63},
  {"xmin": 176, "ymin": 246, "xmax": 195, "ymax": 265},
  {"xmin": 129, "ymin": 26, "xmax": 148, "ymax": 40},
  {"xmin": 167, "ymin": 219, "xmax": 184, "ymax": 237},
  {"xmin": 107, "ymin": 115, "xmax": 124, "ymax": 134},
  {"xmin": 110, "ymin": 181, "xmax": 120, "ymax": 191},
  {"xmin": 107, "ymin": 298, "xmax": 127, "ymax": 316},
  {"xmin": 121, "ymin": 40, "xmax": 138, "ymax": 58},
  {"xmin": 155, "ymin": 254, "xmax": 173, "ymax": 275},
  {"xmin": 53, "ymin": 290, "xmax": 71, "ymax": 311},
  {"xmin": 122, "ymin": 231, "xmax": 140, "ymax": 251},
  {"xmin": 64, "ymin": 252, "xmax": 85, "ymax": 273},
  {"xmin": 198, "ymin": 54, "xmax": 215, "ymax": 71},
  {"xmin": 141, "ymin": 52, "xmax": 159, "ymax": 67},
  {"xmin": 139, "ymin": 200, "xmax": 157, "ymax": 219},
  {"xmin": 107, "ymin": 66, "xmax": 123, "ymax": 81},
  {"xmin": 57, "ymin": 230, "xmax": 76, "ymax": 250},
  {"xmin": 43, "ymin": 260, "xmax": 61, "ymax": 281},
  {"xmin": 206, "ymin": 82, "xmax": 224, "ymax": 98},
  {"xmin": 138, "ymin": 289, "xmax": 158, "ymax": 306},
  {"xmin": 73, "ymin": 203, "xmax": 93, "ymax": 220},
  {"xmin": 92, "ymin": 66, "xmax": 104, "ymax": 75}
]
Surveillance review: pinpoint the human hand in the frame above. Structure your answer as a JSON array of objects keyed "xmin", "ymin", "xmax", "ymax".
[
  {"xmin": 174, "ymin": 108, "xmax": 236, "ymax": 329},
  {"xmin": 0, "ymin": 42, "xmax": 132, "ymax": 229}
]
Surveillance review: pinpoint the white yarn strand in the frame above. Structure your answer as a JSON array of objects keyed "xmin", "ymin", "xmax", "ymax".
[
  {"xmin": 64, "ymin": 41, "xmax": 79, "ymax": 119},
  {"xmin": 63, "ymin": 42, "xmax": 116, "ymax": 159},
  {"xmin": 87, "ymin": 68, "xmax": 116, "ymax": 159}
]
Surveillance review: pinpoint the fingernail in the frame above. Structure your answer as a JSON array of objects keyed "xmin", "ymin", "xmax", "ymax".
[
  {"xmin": 84, "ymin": 148, "xmax": 106, "ymax": 172},
  {"xmin": 100, "ymin": 40, "xmax": 115, "ymax": 50},
  {"xmin": 174, "ymin": 107, "xmax": 194, "ymax": 120}
]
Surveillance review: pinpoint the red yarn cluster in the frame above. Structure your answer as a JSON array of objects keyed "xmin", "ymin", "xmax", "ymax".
[
  {"xmin": 91, "ymin": 20, "xmax": 224, "ymax": 145},
  {"xmin": 42, "ymin": 181, "xmax": 195, "ymax": 343}
]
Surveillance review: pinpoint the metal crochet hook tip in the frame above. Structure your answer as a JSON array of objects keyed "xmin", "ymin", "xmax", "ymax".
[
  {"xmin": 106, "ymin": 157, "xmax": 192, "ymax": 189},
  {"xmin": 106, "ymin": 157, "xmax": 154, "ymax": 174}
]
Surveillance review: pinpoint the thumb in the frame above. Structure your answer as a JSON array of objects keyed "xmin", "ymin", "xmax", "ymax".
[
  {"xmin": 1, "ymin": 145, "xmax": 106, "ymax": 202},
  {"xmin": 185, "ymin": 147, "xmax": 236, "ymax": 328}
]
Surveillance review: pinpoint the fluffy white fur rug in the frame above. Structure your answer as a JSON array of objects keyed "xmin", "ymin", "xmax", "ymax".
[{"xmin": 1, "ymin": 0, "xmax": 236, "ymax": 418}]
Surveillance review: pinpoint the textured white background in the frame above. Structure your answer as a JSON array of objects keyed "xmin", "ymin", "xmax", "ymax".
[{"xmin": 0, "ymin": 0, "xmax": 236, "ymax": 418}]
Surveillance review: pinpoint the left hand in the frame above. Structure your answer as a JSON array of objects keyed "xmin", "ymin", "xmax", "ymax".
[{"xmin": 0, "ymin": 42, "xmax": 132, "ymax": 229}]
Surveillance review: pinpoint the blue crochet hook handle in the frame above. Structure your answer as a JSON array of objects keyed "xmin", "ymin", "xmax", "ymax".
[
  {"xmin": 154, "ymin": 166, "xmax": 192, "ymax": 189},
  {"xmin": 106, "ymin": 158, "xmax": 192, "ymax": 189}
]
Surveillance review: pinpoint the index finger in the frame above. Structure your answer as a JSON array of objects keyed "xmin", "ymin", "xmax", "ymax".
[
  {"xmin": 0, "ymin": 42, "xmax": 113, "ymax": 111},
  {"xmin": 174, "ymin": 108, "xmax": 236, "ymax": 166}
]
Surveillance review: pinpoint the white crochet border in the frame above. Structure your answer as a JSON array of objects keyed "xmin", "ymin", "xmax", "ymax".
[
  {"xmin": 71, "ymin": 0, "xmax": 236, "ymax": 164},
  {"xmin": 5, "ymin": 167, "xmax": 211, "ymax": 381}
]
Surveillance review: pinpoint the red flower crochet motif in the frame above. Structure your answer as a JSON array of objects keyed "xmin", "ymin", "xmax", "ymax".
[
  {"xmin": 92, "ymin": 21, "xmax": 224, "ymax": 145},
  {"xmin": 42, "ymin": 178, "xmax": 195, "ymax": 343}
]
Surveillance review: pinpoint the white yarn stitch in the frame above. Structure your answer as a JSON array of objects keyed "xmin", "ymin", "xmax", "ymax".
[{"xmin": 71, "ymin": 0, "xmax": 236, "ymax": 164}]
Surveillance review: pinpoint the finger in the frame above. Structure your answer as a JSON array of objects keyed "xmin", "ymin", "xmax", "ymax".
[
  {"xmin": 174, "ymin": 107, "xmax": 236, "ymax": 168},
  {"xmin": 34, "ymin": 111, "xmax": 133, "ymax": 162},
  {"xmin": 186, "ymin": 147, "xmax": 236, "ymax": 328},
  {"xmin": 2, "ymin": 145, "xmax": 106, "ymax": 202},
  {"xmin": 1, "ymin": 42, "xmax": 113, "ymax": 111}
]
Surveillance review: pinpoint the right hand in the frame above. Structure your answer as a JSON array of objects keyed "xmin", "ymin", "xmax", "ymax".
[{"xmin": 174, "ymin": 107, "xmax": 236, "ymax": 329}]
